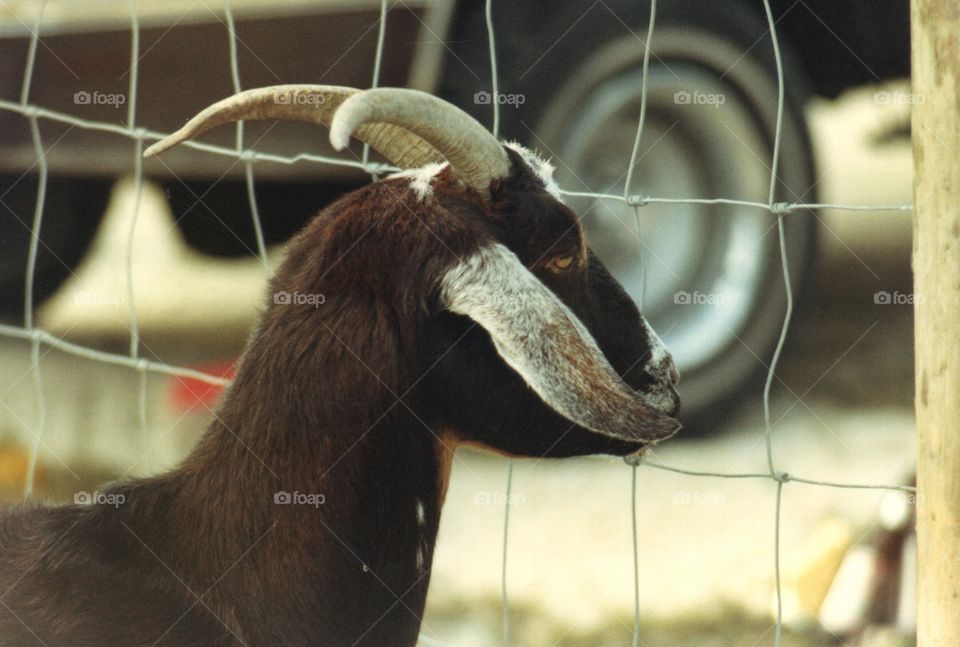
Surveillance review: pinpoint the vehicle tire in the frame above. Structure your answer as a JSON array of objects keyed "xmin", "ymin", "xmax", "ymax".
[
  {"xmin": 0, "ymin": 175, "xmax": 112, "ymax": 323},
  {"xmin": 441, "ymin": 0, "xmax": 818, "ymax": 428}
]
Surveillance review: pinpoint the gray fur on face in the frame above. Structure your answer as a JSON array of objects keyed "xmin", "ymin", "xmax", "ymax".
[{"xmin": 439, "ymin": 243, "xmax": 679, "ymax": 443}]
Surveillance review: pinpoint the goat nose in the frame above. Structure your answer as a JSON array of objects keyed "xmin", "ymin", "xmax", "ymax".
[{"xmin": 667, "ymin": 361, "xmax": 680, "ymax": 386}]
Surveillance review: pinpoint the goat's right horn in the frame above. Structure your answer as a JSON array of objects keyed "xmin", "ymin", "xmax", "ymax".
[
  {"xmin": 329, "ymin": 88, "xmax": 511, "ymax": 196},
  {"xmin": 143, "ymin": 85, "xmax": 443, "ymax": 169}
]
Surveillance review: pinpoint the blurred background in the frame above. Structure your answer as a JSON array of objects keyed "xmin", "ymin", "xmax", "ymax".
[{"xmin": 0, "ymin": 0, "xmax": 916, "ymax": 645}]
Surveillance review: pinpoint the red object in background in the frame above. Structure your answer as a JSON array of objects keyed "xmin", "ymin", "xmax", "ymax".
[{"xmin": 169, "ymin": 361, "xmax": 236, "ymax": 412}]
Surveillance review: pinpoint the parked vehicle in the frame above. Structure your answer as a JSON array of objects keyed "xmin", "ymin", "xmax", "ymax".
[{"xmin": 0, "ymin": 0, "xmax": 910, "ymax": 423}]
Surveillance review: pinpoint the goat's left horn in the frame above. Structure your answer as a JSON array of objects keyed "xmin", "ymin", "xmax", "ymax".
[
  {"xmin": 329, "ymin": 88, "xmax": 511, "ymax": 196},
  {"xmin": 143, "ymin": 85, "xmax": 443, "ymax": 169}
]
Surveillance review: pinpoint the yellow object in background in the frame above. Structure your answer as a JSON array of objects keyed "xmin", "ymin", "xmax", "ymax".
[
  {"xmin": 776, "ymin": 518, "xmax": 855, "ymax": 628},
  {"xmin": 0, "ymin": 443, "xmax": 39, "ymax": 500},
  {"xmin": 0, "ymin": 442, "xmax": 122, "ymax": 504}
]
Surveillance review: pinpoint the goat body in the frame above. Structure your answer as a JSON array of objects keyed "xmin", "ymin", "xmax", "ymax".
[{"xmin": 0, "ymin": 87, "xmax": 681, "ymax": 646}]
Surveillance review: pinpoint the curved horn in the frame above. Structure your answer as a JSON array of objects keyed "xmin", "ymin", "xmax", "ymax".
[
  {"xmin": 329, "ymin": 88, "xmax": 511, "ymax": 196},
  {"xmin": 439, "ymin": 243, "xmax": 682, "ymax": 443},
  {"xmin": 143, "ymin": 85, "xmax": 443, "ymax": 169}
]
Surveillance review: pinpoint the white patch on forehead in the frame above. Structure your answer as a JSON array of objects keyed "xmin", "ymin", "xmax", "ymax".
[
  {"xmin": 503, "ymin": 142, "xmax": 563, "ymax": 202},
  {"xmin": 386, "ymin": 162, "xmax": 448, "ymax": 201}
]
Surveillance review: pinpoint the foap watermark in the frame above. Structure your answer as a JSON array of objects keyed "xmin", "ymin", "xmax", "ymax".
[
  {"xmin": 274, "ymin": 491, "xmax": 326, "ymax": 507},
  {"xmin": 73, "ymin": 90, "xmax": 126, "ymax": 108},
  {"xmin": 275, "ymin": 92, "xmax": 326, "ymax": 106},
  {"xmin": 880, "ymin": 490, "xmax": 923, "ymax": 508},
  {"xmin": 74, "ymin": 490, "xmax": 126, "ymax": 508},
  {"xmin": 674, "ymin": 90, "xmax": 725, "ymax": 108},
  {"xmin": 879, "ymin": 491, "xmax": 923, "ymax": 529},
  {"xmin": 874, "ymin": 290, "xmax": 923, "ymax": 305},
  {"xmin": 72, "ymin": 290, "xmax": 124, "ymax": 307},
  {"xmin": 672, "ymin": 490, "xmax": 725, "ymax": 506},
  {"xmin": 473, "ymin": 491, "xmax": 526, "ymax": 505},
  {"xmin": 474, "ymin": 90, "xmax": 525, "ymax": 107},
  {"xmin": 873, "ymin": 90, "xmax": 923, "ymax": 105},
  {"xmin": 273, "ymin": 290, "xmax": 326, "ymax": 308},
  {"xmin": 674, "ymin": 290, "xmax": 730, "ymax": 306}
]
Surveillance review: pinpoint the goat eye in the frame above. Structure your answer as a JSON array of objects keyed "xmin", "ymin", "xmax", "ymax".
[{"xmin": 551, "ymin": 255, "xmax": 575, "ymax": 271}]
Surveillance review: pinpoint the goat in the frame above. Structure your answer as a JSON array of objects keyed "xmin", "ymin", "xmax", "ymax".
[{"xmin": 0, "ymin": 85, "xmax": 681, "ymax": 646}]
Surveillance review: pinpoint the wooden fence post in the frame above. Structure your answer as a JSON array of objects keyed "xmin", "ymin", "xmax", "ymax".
[{"xmin": 911, "ymin": 1, "xmax": 960, "ymax": 645}]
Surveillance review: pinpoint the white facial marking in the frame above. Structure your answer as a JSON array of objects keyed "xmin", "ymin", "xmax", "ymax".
[
  {"xmin": 439, "ymin": 243, "xmax": 678, "ymax": 441},
  {"xmin": 386, "ymin": 162, "xmax": 447, "ymax": 201},
  {"xmin": 640, "ymin": 319, "xmax": 679, "ymax": 414},
  {"xmin": 414, "ymin": 498, "xmax": 428, "ymax": 575},
  {"xmin": 415, "ymin": 546, "xmax": 425, "ymax": 574},
  {"xmin": 440, "ymin": 243, "xmax": 596, "ymax": 421},
  {"xmin": 642, "ymin": 382, "xmax": 678, "ymax": 415},
  {"xmin": 643, "ymin": 320, "xmax": 669, "ymax": 369},
  {"xmin": 503, "ymin": 142, "xmax": 562, "ymax": 202},
  {"xmin": 415, "ymin": 499, "xmax": 426, "ymax": 527}
]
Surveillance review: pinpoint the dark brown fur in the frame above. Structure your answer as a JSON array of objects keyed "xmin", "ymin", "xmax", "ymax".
[{"xmin": 0, "ymin": 151, "xmax": 673, "ymax": 646}]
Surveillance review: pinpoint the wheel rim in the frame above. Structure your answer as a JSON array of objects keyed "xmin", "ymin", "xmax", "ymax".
[{"xmin": 553, "ymin": 62, "xmax": 774, "ymax": 374}]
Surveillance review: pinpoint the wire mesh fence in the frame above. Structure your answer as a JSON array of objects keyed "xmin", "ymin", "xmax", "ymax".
[{"xmin": 0, "ymin": 0, "xmax": 917, "ymax": 645}]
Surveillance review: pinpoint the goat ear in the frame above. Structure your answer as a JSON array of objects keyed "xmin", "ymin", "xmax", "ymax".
[{"xmin": 439, "ymin": 244, "xmax": 681, "ymax": 443}]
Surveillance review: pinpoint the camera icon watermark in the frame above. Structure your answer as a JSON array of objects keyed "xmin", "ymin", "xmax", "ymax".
[
  {"xmin": 72, "ymin": 290, "xmax": 124, "ymax": 307},
  {"xmin": 473, "ymin": 90, "xmax": 525, "ymax": 107},
  {"xmin": 274, "ymin": 93, "xmax": 326, "ymax": 106},
  {"xmin": 673, "ymin": 90, "xmax": 725, "ymax": 108},
  {"xmin": 674, "ymin": 290, "xmax": 728, "ymax": 305},
  {"xmin": 874, "ymin": 290, "xmax": 923, "ymax": 305},
  {"xmin": 273, "ymin": 290, "xmax": 326, "ymax": 308},
  {"xmin": 74, "ymin": 490, "xmax": 126, "ymax": 508},
  {"xmin": 473, "ymin": 491, "xmax": 527, "ymax": 505},
  {"xmin": 672, "ymin": 490, "xmax": 725, "ymax": 506},
  {"xmin": 73, "ymin": 90, "xmax": 126, "ymax": 108},
  {"xmin": 873, "ymin": 90, "xmax": 923, "ymax": 105},
  {"xmin": 274, "ymin": 490, "xmax": 326, "ymax": 507}
]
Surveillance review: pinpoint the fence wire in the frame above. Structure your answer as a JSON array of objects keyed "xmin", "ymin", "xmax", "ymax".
[{"xmin": 0, "ymin": 1, "xmax": 916, "ymax": 645}]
